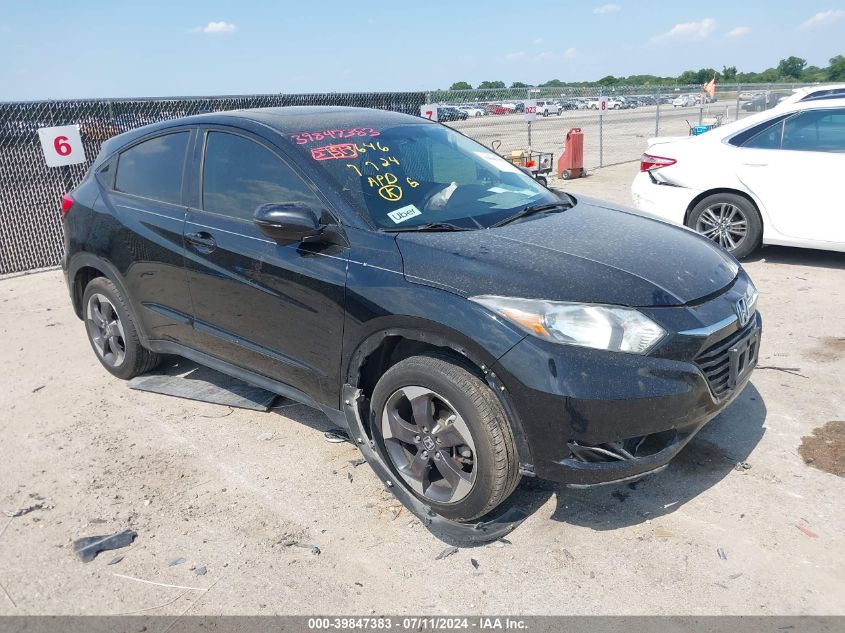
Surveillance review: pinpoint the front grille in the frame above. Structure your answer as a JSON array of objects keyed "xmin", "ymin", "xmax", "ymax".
[{"xmin": 695, "ymin": 319, "xmax": 759, "ymax": 399}]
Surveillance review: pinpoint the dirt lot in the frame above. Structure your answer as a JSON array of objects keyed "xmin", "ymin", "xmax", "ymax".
[{"xmin": 1, "ymin": 163, "xmax": 843, "ymax": 616}]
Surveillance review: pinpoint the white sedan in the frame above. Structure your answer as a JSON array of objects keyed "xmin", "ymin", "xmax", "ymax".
[
  {"xmin": 631, "ymin": 97, "xmax": 845, "ymax": 258},
  {"xmin": 459, "ymin": 106, "xmax": 486, "ymax": 117}
]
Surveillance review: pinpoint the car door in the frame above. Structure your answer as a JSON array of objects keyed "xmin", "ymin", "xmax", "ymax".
[
  {"xmin": 103, "ymin": 128, "xmax": 195, "ymax": 343},
  {"xmin": 735, "ymin": 107, "xmax": 845, "ymax": 244},
  {"xmin": 183, "ymin": 127, "xmax": 349, "ymax": 408}
]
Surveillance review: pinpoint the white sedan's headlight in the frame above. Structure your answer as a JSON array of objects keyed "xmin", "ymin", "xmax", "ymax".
[{"xmin": 471, "ymin": 295, "xmax": 666, "ymax": 354}]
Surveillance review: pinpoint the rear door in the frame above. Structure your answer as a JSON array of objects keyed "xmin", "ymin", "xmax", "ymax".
[
  {"xmin": 103, "ymin": 128, "xmax": 195, "ymax": 343},
  {"xmin": 183, "ymin": 126, "xmax": 349, "ymax": 408},
  {"xmin": 736, "ymin": 107, "xmax": 845, "ymax": 244}
]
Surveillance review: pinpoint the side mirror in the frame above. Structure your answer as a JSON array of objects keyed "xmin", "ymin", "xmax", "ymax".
[{"xmin": 254, "ymin": 203, "xmax": 323, "ymax": 244}]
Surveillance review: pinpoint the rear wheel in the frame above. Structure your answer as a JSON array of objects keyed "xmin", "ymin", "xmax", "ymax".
[
  {"xmin": 370, "ymin": 354, "xmax": 520, "ymax": 522},
  {"xmin": 686, "ymin": 193, "xmax": 762, "ymax": 259},
  {"xmin": 82, "ymin": 277, "xmax": 160, "ymax": 379}
]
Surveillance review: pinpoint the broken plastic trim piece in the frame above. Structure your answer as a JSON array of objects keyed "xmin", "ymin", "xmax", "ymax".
[{"xmin": 342, "ymin": 384, "xmax": 527, "ymax": 545}]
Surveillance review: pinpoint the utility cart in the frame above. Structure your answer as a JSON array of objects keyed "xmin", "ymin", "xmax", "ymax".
[{"xmin": 490, "ymin": 140, "xmax": 554, "ymax": 186}]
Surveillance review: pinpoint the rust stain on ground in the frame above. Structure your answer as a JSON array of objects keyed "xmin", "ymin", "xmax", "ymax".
[
  {"xmin": 808, "ymin": 337, "xmax": 845, "ymax": 363},
  {"xmin": 798, "ymin": 421, "xmax": 845, "ymax": 477}
]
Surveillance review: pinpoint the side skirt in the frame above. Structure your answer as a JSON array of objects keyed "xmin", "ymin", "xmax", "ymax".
[{"xmin": 145, "ymin": 340, "xmax": 348, "ymax": 428}]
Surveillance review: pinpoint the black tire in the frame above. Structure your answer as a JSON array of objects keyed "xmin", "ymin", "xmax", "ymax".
[
  {"xmin": 370, "ymin": 354, "xmax": 521, "ymax": 522},
  {"xmin": 686, "ymin": 193, "xmax": 762, "ymax": 259},
  {"xmin": 82, "ymin": 277, "xmax": 161, "ymax": 380},
  {"xmin": 536, "ymin": 175, "xmax": 548, "ymax": 187},
  {"xmin": 562, "ymin": 169, "xmax": 572, "ymax": 180}
]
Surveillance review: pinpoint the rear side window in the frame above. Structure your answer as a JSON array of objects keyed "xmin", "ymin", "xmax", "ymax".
[
  {"xmin": 115, "ymin": 132, "xmax": 189, "ymax": 204},
  {"xmin": 729, "ymin": 114, "xmax": 790, "ymax": 147},
  {"xmin": 201, "ymin": 131, "xmax": 320, "ymax": 221}
]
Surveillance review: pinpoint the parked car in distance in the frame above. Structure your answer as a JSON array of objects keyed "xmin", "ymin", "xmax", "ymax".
[
  {"xmin": 557, "ymin": 99, "xmax": 578, "ymax": 110},
  {"xmin": 672, "ymin": 95, "xmax": 695, "ymax": 108},
  {"xmin": 61, "ymin": 106, "xmax": 761, "ymax": 524},
  {"xmin": 741, "ymin": 93, "xmax": 784, "ymax": 112},
  {"xmin": 536, "ymin": 100, "xmax": 562, "ymax": 116},
  {"xmin": 437, "ymin": 106, "xmax": 468, "ymax": 122},
  {"xmin": 632, "ymin": 98, "xmax": 845, "ymax": 258},
  {"xmin": 459, "ymin": 105, "xmax": 487, "ymax": 117}
]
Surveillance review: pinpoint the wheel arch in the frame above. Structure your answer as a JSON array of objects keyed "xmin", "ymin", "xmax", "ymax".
[
  {"xmin": 66, "ymin": 253, "xmax": 150, "ymax": 344},
  {"xmin": 684, "ymin": 187, "xmax": 763, "ymax": 227},
  {"xmin": 344, "ymin": 326, "xmax": 534, "ymax": 475}
]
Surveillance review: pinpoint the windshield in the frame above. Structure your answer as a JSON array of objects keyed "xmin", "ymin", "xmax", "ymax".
[{"xmin": 288, "ymin": 123, "xmax": 560, "ymax": 229}]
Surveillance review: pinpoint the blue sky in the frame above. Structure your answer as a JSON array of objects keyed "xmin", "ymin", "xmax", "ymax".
[{"xmin": 1, "ymin": 1, "xmax": 843, "ymax": 100}]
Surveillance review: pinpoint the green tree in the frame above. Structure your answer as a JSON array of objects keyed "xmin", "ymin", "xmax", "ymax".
[
  {"xmin": 722, "ymin": 66, "xmax": 737, "ymax": 82},
  {"xmin": 510, "ymin": 81, "xmax": 529, "ymax": 88},
  {"xmin": 449, "ymin": 81, "xmax": 473, "ymax": 91},
  {"xmin": 477, "ymin": 80, "xmax": 506, "ymax": 89},
  {"xmin": 540, "ymin": 78, "xmax": 566, "ymax": 87},
  {"xmin": 777, "ymin": 56, "xmax": 807, "ymax": 79},
  {"xmin": 829, "ymin": 55, "xmax": 845, "ymax": 81},
  {"xmin": 596, "ymin": 75, "xmax": 617, "ymax": 86}
]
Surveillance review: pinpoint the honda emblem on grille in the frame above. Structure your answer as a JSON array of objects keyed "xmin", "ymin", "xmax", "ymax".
[{"xmin": 735, "ymin": 297, "xmax": 750, "ymax": 327}]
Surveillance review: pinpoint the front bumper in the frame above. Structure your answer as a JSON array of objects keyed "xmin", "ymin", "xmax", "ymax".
[{"xmin": 493, "ymin": 295, "xmax": 762, "ymax": 486}]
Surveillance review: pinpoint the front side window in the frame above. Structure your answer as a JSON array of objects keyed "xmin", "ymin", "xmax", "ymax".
[
  {"xmin": 115, "ymin": 132, "xmax": 188, "ymax": 204},
  {"xmin": 781, "ymin": 109, "xmax": 845, "ymax": 152},
  {"xmin": 289, "ymin": 123, "xmax": 558, "ymax": 229},
  {"xmin": 202, "ymin": 132, "xmax": 320, "ymax": 221}
]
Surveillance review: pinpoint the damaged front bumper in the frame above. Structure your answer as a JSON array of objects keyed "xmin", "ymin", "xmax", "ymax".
[{"xmin": 341, "ymin": 384, "xmax": 528, "ymax": 545}]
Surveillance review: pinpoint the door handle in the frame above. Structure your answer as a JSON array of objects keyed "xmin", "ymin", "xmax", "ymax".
[{"xmin": 185, "ymin": 231, "xmax": 217, "ymax": 252}]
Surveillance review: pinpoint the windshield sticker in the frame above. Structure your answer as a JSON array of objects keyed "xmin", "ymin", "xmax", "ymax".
[
  {"xmin": 387, "ymin": 204, "xmax": 422, "ymax": 224},
  {"xmin": 291, "ymin": 128, "xmax": 380, "ymax": 145},
  {"xmin": 311, "ymin": 143, "xmax": 359, "ymax": 161},
  {"xmin": 473, "ymin": 151, "xmax": 523, "ymax": 175}
]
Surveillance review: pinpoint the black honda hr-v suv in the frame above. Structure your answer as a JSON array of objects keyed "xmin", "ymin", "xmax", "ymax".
[{"xmin": 62, "ymin": 107, "xmax": 761, "ymax": 525}]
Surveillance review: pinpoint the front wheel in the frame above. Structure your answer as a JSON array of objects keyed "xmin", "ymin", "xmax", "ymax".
[
  {"xmin": 370, "ymin": 354, "xmax": 521, "ymax": 522},
  {"xmin": 686, "ymin": 193, "xmax": 762, "ymax": 259}
]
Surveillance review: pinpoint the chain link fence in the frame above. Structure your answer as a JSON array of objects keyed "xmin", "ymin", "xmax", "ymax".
[
  {"xmin": 430, "ymin": 82, "xmax": 812, "ymax": 173},
  {"xmin": 0, "ymin": 83, "xmax": 816, "ymax": 275}
]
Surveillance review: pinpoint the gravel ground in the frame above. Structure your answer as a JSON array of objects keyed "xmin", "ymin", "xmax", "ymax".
[{"xmin": 0, "ymin": 163, "xmax": 843, "ymax": 616}]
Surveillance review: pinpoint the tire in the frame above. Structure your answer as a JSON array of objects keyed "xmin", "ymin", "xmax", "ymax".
[
  {"xmin": 370, "ymin": 354, "xmax": 520, "ymax": 522},
  {"xmin": 536, "ymin": 176, "xmax": 548, "ymax": 187},
  {"xmin": 562, "ymin": 169, "xmax": 572, "ymax": 180},
  {"xmin": 82, "ymin": 277, "xmax": 161, "ymax": 380},
  {"xmin": 686, "ymin": 193, "xmax": 762, "ymax": 259}
]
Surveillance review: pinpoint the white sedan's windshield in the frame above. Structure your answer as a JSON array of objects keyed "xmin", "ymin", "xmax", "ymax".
[{"xmin": 289, "ymin": 123, "xmax": 559, "ymax": 229}]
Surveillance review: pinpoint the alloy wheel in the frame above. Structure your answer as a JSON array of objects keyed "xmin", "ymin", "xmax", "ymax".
[
  {"xmin": 380, "ymin": 386, "xmax": 477, "ymax": 504},
  {"xmin": 695, "ymin": 203, "xmax": 748, "ymax": 252},
  {"xmin": 86, "ymin": 293, "xmax": 127, "ymax": 367}
]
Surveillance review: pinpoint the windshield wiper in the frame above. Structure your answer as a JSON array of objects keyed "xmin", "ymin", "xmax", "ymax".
[
  {"xmin": 489, "ymin": 200, "xmax": 573, "ymax": 228},
  {"xmin": 383, "ymin": 222, "xmax": 471, "ymax": 233}
]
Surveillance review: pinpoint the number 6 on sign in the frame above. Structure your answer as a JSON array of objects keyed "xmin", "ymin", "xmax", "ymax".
[
  {"xmin": 419, "ymin": 104, "xmax": 439, "ymax": 122},
  {"xmin": 37, "ymin": 125, "xmax": 86, "ymax": 167}
]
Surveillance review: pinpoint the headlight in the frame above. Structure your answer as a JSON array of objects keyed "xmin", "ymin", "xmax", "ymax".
[
  {"xmin": 746, "ymin": 281, "xmax": 758, "ymax": 309},
  {"xmin": 471, "ymin": 295, "xmax": 666, "ymax": 354}
]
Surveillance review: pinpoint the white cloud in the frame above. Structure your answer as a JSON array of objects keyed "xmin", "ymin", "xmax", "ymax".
[
  {"xmin": 650, "ymin": 18, "xmax": 715, "ymax": 43},
  {"xmin": 535, "ymin": 51, "xmax": 554, "ymax": 61},
  {"xmin": 504, "ymin": 51, "xmax": 527, "ymax": 61},
  {"xmin": 727, "ymin": 26, "xmax": 750, "ymax": 37},
  {"xmin": 190, "ymin": 21, "xmax": 237, "ymax": 34},
  {"xmin": 533, "ymin": 37, "xmax": 544, "ymax": 44},
  {"xmin": 799, "ymin": 9, "xmax": 845, "ymax": 29},
  {"xmin": 564, "ymin": 47, "xmax": 577, "ymax": 59},
  {"xmin": 594, "ymin": 4, "xmax": 621, "ymax": 14}
]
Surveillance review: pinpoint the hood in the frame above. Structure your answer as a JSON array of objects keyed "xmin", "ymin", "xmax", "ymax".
[{"xmin": 396, "ymin": 197, "xmax": 738, "ymax": 307}]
